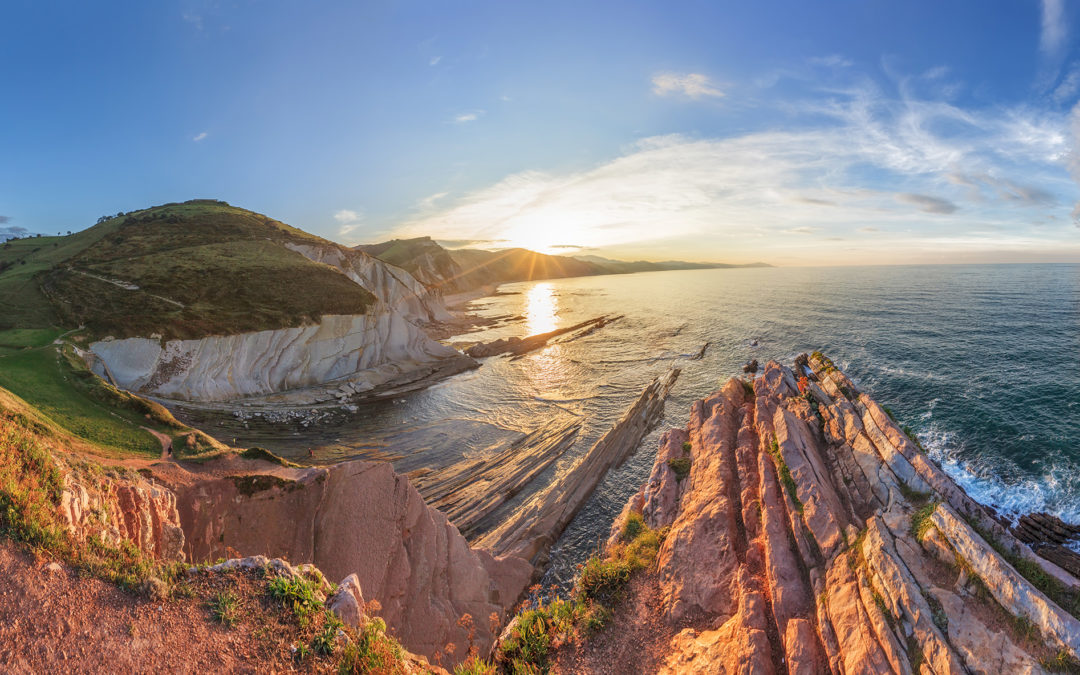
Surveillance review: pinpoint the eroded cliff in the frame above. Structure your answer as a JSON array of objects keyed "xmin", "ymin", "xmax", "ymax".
[{"xmin": 547, "ymin": 355, "xmax": 1080, "ymax": 674}]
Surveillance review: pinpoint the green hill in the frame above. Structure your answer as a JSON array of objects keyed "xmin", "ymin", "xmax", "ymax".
[
  {"xmin": 355, "ymin": 236, "xmax": 467, "ymax": 293},
  {"xmin": 0, "ymin": 200, "xmax": 375, "ymax": 341}
]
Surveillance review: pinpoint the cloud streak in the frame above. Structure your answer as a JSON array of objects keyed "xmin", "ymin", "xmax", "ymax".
[
  {"xmin": 1041, "ymin": 0, "xmax": 1067, "ymax": 55},
  {"xmin": 652, "ymin": 72, "xmax": 723, "ymax": 99},
  {"xmin": 896, "ymin": 193, "xmax": 958, "ymax": 214}
]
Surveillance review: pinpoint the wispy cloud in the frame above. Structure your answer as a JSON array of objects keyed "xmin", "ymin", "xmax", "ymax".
[
  {"xmin": 429, "ymin": 56, "xmax": 441, "ymax": 66},
  {"xmin": 334, "ymin": 209, "xmax": 363, "ymax": 236},
  {"xmin": 0, "ymin": 215, "xmax": 9, "ymax": 224},
  {"xmin": 452, "ymin": 110, "xmax": 484, "ymax": 123},
  {"xmin": 192, "ymin": 131, "xmax": 208, "ymax": 142},
  {"xmin": 651, "ymin": 72, "xmax": 723, "ymax": 99},
  {"xmin": 809, "ymin": 54, "xmax": 853, "ymax": 68},
  {"xmin": 417, "ymin": 191, "xmax": 449, "ymax": 211},
  {"xmin": 182, "ymin": 12, "xmax": 203, "ymax": 31},
  {"xmin": 896, "ymin": 193, "xmax": 958, "ymax": 214},
  {"xmin": 391, "ymin": 74, "xmax": 1079, "ymax": 263},
  {"xmin": 1041, "ymin": 0, "xmax": 1067, "ymax": 55}
]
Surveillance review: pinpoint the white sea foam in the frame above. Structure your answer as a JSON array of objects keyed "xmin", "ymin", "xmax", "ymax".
[{"xmin": 919, "ymin": 425, "xmax": 1080, "ymax": 527}]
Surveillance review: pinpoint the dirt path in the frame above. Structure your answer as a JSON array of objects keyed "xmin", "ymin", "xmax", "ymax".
[
  {"xmin": 69, "ymin": 268, "xmax": 186, "ymax": 308},
  {"xmin": 142, "ymin": 426, "xmax": 173, "ymax": 459}
]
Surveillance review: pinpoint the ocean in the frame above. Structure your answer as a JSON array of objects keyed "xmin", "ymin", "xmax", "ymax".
[{"xmin": 222, "ymin": 263, "xmax": 1080, "ymax": 586}]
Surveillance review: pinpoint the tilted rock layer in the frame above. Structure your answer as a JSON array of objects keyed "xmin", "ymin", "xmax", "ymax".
[{"xmin": 608, "ymin": 355, "xmax": 1080, "ymax": 674}]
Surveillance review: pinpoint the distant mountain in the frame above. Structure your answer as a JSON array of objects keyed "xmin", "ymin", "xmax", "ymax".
[
  {"xmin": 574, "ymin": 254, "xmax": 772, "ymax": 273},
  {"xmin": 355, "ymin": 237, "xmax": 771, "ymax": 293}
]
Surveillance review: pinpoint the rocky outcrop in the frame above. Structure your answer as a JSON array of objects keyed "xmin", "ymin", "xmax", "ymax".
[
  {"xmin": 599, "ymin": 356, "xmax": 1080, "ymax": 673},
  {"xmin": 58, "ymin": 462, "xmax": 185, "ymax": 562},
  {"xmin": 170, "ymin": 459, "xmax": 533, "ymax": 662},
  {"xmin": 284, "ymin": 242, "xmax": 451, "ymax": 323},
  {"xmin": 88, "ymin": 312, "xmax": 469, "ymax": 402}
]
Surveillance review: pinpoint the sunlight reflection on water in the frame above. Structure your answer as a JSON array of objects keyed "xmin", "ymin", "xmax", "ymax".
[{"xmin": 525, "ymin": 282, "xmax": 558, "ymax": 334}]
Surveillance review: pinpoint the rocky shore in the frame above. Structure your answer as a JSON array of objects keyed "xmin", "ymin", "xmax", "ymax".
[{"xmin": 546, "ymin": 354, "xmax": 1080, "ymax": 673}]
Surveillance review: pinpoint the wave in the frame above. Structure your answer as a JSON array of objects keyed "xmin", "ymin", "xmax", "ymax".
[{"xmin": 918, "ymin": 425, "xmax": 1080, "ymax": 528}]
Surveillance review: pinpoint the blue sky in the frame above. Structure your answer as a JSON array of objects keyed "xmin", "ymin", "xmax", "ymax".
[{"xmin": 3, "ymin": 1, "xmax": 1080, "ymax": 264}]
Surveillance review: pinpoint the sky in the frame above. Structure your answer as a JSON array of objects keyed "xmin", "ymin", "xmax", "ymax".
[{"xmin": 4, "ymin": 1, "xmax": 1080, "ymax": 265}]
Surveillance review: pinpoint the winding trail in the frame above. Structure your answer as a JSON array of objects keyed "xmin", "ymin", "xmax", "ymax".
[{"xmin": 141, "ymin": 427, "xmax": 173, "ymax": 459}]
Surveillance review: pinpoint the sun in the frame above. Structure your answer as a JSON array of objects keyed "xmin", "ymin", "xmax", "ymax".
[{"xmin": 500, "ymin": 220, "xmax": 583, "ymax": 255}]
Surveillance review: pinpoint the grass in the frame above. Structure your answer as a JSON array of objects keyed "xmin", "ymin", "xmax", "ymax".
[
  {"xmin": 34, "ymin": 201, "xmax": 377, "ymax": 341},
  {"xmin": 909, "ymin": 501, "xmax": 939, "ymax": 541},
  {"xmin": 267, "ymin": 575, "xmax": 324, "ymax": 628},
  {"xmin": 0, "ymin": 344, "xmax": 174, "ymax": 457},
  {"xmin": 337, "ymin": 614, "xmax": 408, "ymax": 674},
  {"xmin": 209, "ymin": 590, "xmax": 240, "ymax": 626},
  {"xmin": 495, "ymin": 512, "xmax": 666, "ymax": 673},
  {"xmin": 768, "ymin": 437, "xmax": 803, "ymax": 514},
  {"xmin": 239, "ymin": 446, "xmax": 298, "ymax": 467}
]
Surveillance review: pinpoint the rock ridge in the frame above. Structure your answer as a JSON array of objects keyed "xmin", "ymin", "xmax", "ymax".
[{"xmin": 598, "ymin": 355, "xmax": 1080, "ymax": 674}]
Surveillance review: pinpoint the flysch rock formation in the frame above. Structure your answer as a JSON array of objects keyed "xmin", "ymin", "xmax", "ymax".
[
  {"xmin": 603, "ymin": 355, "xmax": 1080, "ymax": 674},
  {"xmin": 86, "ymin": 244, "xmax": 472, "ymax": 403},
  {"xmin": 165, "ymin": 457, "xmax": 533, "ymax": 661},
  {"xmin": 478, "ymin": 367, "xmax": 680, "ymax": 568}
]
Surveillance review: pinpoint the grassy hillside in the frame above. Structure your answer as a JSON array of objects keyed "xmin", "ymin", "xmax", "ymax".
[
  {"xmin": 355, "ymin": 236, "xmax": 466, "ymax": 292},
  {"xmin": 0, "ymin": 341, "xmax": 221, "ymax": 458},
  {"xmin": 0, "ymin": 200, "xmax": 376, "ymax": 341}
]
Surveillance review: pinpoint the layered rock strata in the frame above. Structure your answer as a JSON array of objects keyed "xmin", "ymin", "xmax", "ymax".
[
  {"xmin": 606, "ymin": 355, "xmax": 1080, "ymax": 674},
  {"xmin": 58, "ymin": 461, "xmax": 185, "ymax": 562},
  {"xmin": 478, "ymin": 367, "xmax": 680, "ymax": 567},
  {"xmin": 88, "ymin": 313, "xmax": 469, "ymax": 402}
]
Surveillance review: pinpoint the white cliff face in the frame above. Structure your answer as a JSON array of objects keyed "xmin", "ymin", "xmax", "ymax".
[
  {"xmin": 284, "ymin": 242, "xmax": 452, "ymax": 323},
  {"xmin": 89, "ymin": 312, "xmax": 461, "ymax": 402},
  {"xmin": 86, "ymin": 241, "xmax": 467, "ymax": 403}
]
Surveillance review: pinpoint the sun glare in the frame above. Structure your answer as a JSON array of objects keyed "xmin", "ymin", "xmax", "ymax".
[{"xmin": 524, "ymin": 282, "xmax": 558, "ymax": 334}]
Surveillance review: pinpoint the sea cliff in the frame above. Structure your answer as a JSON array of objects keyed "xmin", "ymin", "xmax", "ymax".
[{"xmin": 525, "ymin": 354, "xmax": 1080, "ymax": 674}]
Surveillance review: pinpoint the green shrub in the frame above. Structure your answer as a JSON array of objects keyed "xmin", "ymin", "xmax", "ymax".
[
  {"xmin": 311, "ymin": 610, "xmax": 342, "ymax": 655},
  {"xmin": 667, "ymin": 456, "xmax": 691, "ymax": 481},
  {"xmin": 267, "ymin": 575, "xmax": 323, "ymax": 627},
  {"xmin": 496, "ymin": 515, "xmax": 667, "ymax": 672},
  {"xmin": 454, "ymin": 655, "xmax": 497, "ymax": 675},
  {"xmin": 337, "ymin": 616, "xmax": 406, "ymax": 674}
]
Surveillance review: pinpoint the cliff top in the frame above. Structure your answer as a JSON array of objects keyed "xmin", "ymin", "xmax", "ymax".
[{"xmin": 0, "ymin": 200, "xmax": 380, "ymax": 342}]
